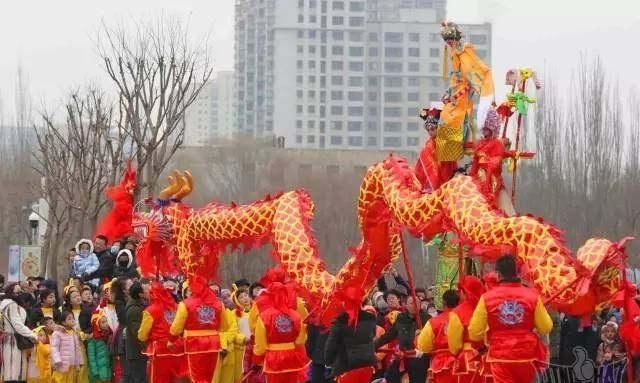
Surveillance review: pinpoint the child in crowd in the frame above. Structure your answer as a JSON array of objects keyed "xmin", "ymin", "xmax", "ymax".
[
  {"xmin": 87, "ymin": 313, "xmax": 113, "ymax": 383},
  {"xmin": 27, "ymin": 317, "xmax": 54, "ymax": 383},
  {"xmin": 51, "ymin": 311, "xmax": 84, "ymax": 383},
  {"xmin": 597, "ymin": 321, "xmax": 626, "ymax": 365}
]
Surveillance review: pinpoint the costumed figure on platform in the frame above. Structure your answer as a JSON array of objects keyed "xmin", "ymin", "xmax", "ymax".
[
  {"xmin": 170, "ymin": 276, "xmax": 233, "ymax": 383},
  {"xmin": 468, "ymin": 255, "xmax": 553, "ymax": 383},
  {"xmin": 416, "ymin": 106, "xmax": 456, "ymax": 192},
  {"xmin": 138, "ymin": 282, "xmax": 186, "ymax": 383},
  {"xmin": 94, "ymin": 162, "xmax": 137, "ymax": 241},
  {"xmin": 417, "ymin": 290, "xmax": 461, "ymax": 383},
  {"xmin": 438, "ymin": 21, "xmax": 494, "ymax": 166},
  {"xmin": 252, "ymin": 282, "xmax": 310, "ymax": 383},
  {"xmin": 447, "ymin": 276, "xmax": 489, "ymax": 383}
]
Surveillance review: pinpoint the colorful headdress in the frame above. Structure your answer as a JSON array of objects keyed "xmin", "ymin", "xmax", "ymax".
[
  {"xmin": 483, "ymin": 108, "xmax": 500, "ymax": 135},
  {"xmin": 419, "ymin": 107, "xmax": 441, "ymax": 128},
  {"xmin": 440, "ymin": 21, "xmax": 462, "ymax": 41},
  {"xmin": 458, "ymin": 275, "xmax": 485, "ymax": 306}
]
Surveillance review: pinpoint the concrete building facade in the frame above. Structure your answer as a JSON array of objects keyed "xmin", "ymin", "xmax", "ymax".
[
  {"xmin": 235, "ymin": 0, "xmax": 491, "ymax": 151},
  {"xmin": 184, "ymin": 70, "xmax": 235, "ymax": 146}
]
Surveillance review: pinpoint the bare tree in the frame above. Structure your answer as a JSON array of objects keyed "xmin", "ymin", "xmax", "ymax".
[
  {"xmin": 97, "ymin": 15, "xmax": 213, "ymax": 198},
  {"xmin": 33, "ymin": 86, "xmax": 127, "ymax": 279}
]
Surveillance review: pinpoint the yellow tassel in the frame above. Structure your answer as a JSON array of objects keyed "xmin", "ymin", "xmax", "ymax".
[{"xmin": 442, "ymin": 44, "xmax": 448, "ymax": 81}]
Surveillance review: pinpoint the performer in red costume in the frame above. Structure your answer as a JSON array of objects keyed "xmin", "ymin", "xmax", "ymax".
[
  {"xmin": 468, "ymin": 255, "xmax": 553, "ymax": 383},
  {"xmin": 447, "ymin": 276, "xmax": 488, "ymax": 383},
  {"xmin": 94, "ymin": 162, "xmax": 137, "ymax": 240},
  {"xmin": 416, "ymin": 107, "xmax": 457, "ymax": 193},
  {"xmin": 138, "ymin": 282, "xmax": 186, "ymax": 383},
  {"xmin": 469, "ymin": 108, "xmax": 507, "ymax": 199},
  {"xmin": 170, "ymin": 276, "xmax": 234, "ymax": 383},
  {"xmin": 417, "ymin": 289, "xmax": 461, "ymax": 383},
  {"xmin": 252, "ymin": 282, "xmax": 310, "ymax": 383}
]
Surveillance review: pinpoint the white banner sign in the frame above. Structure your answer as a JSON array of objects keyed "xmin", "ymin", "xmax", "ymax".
[
  {"xmin": 7, "ymin": 245, "xmax": 21, "ymax": 282},
  {"xmin": 19, "ymin": 246, "xmax": 42, "ymax": 280}
]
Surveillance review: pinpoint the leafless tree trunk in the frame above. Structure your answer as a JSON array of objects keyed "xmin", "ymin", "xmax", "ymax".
[
  {"xmin": 33, "ymin": 86, "xmax": 127, "ymax": 281},
  {"xmin": 97, "ymin": 15, "xmax": 213, "ymax": 198}
]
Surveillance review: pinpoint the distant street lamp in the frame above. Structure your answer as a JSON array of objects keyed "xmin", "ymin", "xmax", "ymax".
[{"xmin": 28, "ymin": 211, "xmax": 39, "ymax": 246}]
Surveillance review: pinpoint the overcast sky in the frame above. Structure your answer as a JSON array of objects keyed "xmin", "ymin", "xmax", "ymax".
[{"xmin": 0, "ymin": 0, "xmax": 638, "ymax": 122}]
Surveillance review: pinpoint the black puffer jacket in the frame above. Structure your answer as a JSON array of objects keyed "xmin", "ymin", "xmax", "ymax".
[
  {"xmin": 374, "ymin": 310, "xmax": 430, "ymax": 351},
  {"xmin": 306, "ymin": 324, "xmax": 329, "ymax": 365},
  {"xmin": 325, "ymin": 310, "xmax": 377, "ymax": 377}
]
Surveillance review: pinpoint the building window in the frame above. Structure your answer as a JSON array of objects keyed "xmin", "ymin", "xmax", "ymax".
[
  {"xmin": 367, "ymin": 136, "xmax": 377, "ymax": 146},
  {"xmin": 417, "ymin": 0, "xmax": 434, "ymax": 6},
  {"xmin": 429, "ymin": 32, "xmax": 439, "ymax": 42},
  {"xmin": 407, "ymin": 137, "xmax": 419, "ymax": 146},
  {"xmin": 408, "ymin": 62, "xmax": 419, "ymax": 72},
  {"xmin": 297, "ymin": 105, "xmax": 303, "ymax": 113},
  {"xmin": 331, "ymin": 105, "xmax": 343, "ymax": 115},
  {"xmin": 349, "ymin": 61, "xmax": 363, "ymax": 71},
  {"xmin": 429, "ymin": 92, "xmax": 440, "ymax": 101},
  {"xmin": 384, "ymin": 107, "xmax": 402, "ymax": 117},
  {"xmin": 348, "ymin": 91, "xmax": 363, "ymax": 101},
  {"xmin": 384, "ymin": 92, "xmax": 402, "ymax": 102},
  {"xmin": 308, "ymin": 75, "xmax": 316, "ymax": 83},
  {"xmin": 308, "ymin": 105, "xmax": 316, "ymax": 113},
  {"xmin": 348, "ymin": 136, "xmax": 363, "ymax": 147},
  {"xmin": 333, "ymin": 30, "xmax": 344, "ymax": 40},
  {"xmin": 407, "ymin": 92, "xmax": 419, "ymax": 101},
  {"xmin": 429, "ymin": 77, "xmax": 440, "ymax": 87},
  {"xmin": 368, "ymin": 77, "xmax": 378, "ymax": 86},
  {"xmin": 470, "ymin": 34, "xmax": 488, "ymax": 44},
  {"xmin": 384, "ymin": 32, "xmax": 403, "ymax": 43},
  {"xmin": 349, "ymin": 17, "xmax": 364, "ymax": 27},
  {"xmin": 384, "ymin": 62, "xmax": 403, "ymax": 73},
  {"xmin": 368, "ymin": 106, "xmax": 378, "ymax": 115},
  {"xmin": 297, "ymin": 45, "xmax": 304, "ymax": 53},
  {"xmin": 332, "ymin": 16, "xmax": 344, "ymax": 25},
  {"xmin": 348, "ymin": 106, "xmax": 363, "ymax": 116},
  {"xmin": 385, "ymin": 47, "xmax": 403, "ymax": 57},
  {"xmin": 368, "ymin": 32, "xmax": 378, "ymax": 41},
  {"xmin": 309, "ymin": 61, "xmax": 316, "ymax": 69},
  {"xmin": 349, "ymin": 76, "xmax": 363, "ymax": 86},
  {"xmin": 409, "ymin": 32, "xmax": 420, "ymax": 42},
  {"xmin": 429, "ymin": 48, "xmax": 440, "ymax": 58},
  {"xmin": 307, "ymin": 135, "xmax": 316, "ymax": 143},
  {"xmin": 368, "ymin": 47, "xmax": 378, "ymax": 56},
  {"xmin": 309, "ymin": 0, "xmax": 317, "ymax": 7},
  {"xmin": 308, "ymin": 120, "xmax": 316, "ymax": 129},
  {"xmin": 309, "ymin": 45, "xmax": 317, "ymax": 54},
  {"xmin": 330, "ymin": 136, "xmax": 343, "ymax": 145},
  {"xmin": 298, "ymin": 30, "xmax": 304, "ymax": 38},
  {"xmin": 348, "ymin": 121, "xmax": 362, "ymax": 131},
  {"xmin": 332, "ymin": 46, "xmax": 344, "ymax": 55},
  {"xmin": 298, "ymin": 0, "xmax": 305, "ymax": 7},
  {"xmin": 349, "ymin": 46, "xmax": 364, "ymax": 56},
  {"xmin": 477, "ymin": 49, "xmax": 488, "ymax": 59},
  {"xmin": 349, "ymin": 1, "xmax": 365, "ymax": 11},
  {"xmin": 367, "ymin": 121, "xmax": 378, "ymax": 131},
  {"xmin": 331, "ymin": 75, "xmax": 343, "ymax": 85},
  {"xmin": 384, "ymin": 136, "xmax": 402, "ymax": 147},
  {"xmin": 319, "ymin": 121, "xmax": 326, "ymax": 132},
  {"xmin": 297, "ymin": 60, "xmax": 304, "ymax": 69},
  {"xmin": 407, "ymin": 122, "xmax": 419, "ymax": 131},
  {"xmin": 308, "ymin": 30, "xmax": 316, "ymax": 39},
  {"xmin": 429, "ymin": 62, "xmax": 440, "ymax": 73},
  {"xmin": 332, "ymin": 1, "xmax": 344, "ymax": 10},
  {"xmin": 407, "ymin": 107, "xmax": 416, "ymax": 116},
  {"xmin": 332, "ymin": 60, "xmax": 343, "ymax": 70},
  {"xmin": 368, "ymin": 62, "xmax": 379, "ymax": 71},
  {"xmin": 384, "ymin": 121, "xmax": 402, "ymax": 131},
  {"xmin": 331, "ymin": 121, "xmax": 343, "ymax": 130},
  {"xmin": 368, "ymin": 91, "xmax": 377, "ymax": 101},
  {"xmin": 296, "ymin": 135, "xmax": 303, "ymax": 143},
  {"xmin": 384, "ymin": 77, "xmax": 402, "ymax": 87},
  {"xmin": 408, "ymin": 47, "xmax": 420, "ymax": 57},
  {"xmin": 331, "ymin": 90, "xmax": 343, "ymax": 100},
  {"xmin": 349, "ymin": 31, "xmax": 364, "ymax": 41},
  {"xmin": 298, "ymin": 14, "xmax": 304, "ymax": 23},
  {"xmin": 296, "ymin": 120, "xmax": 303, "ymax": 129},
  {"xmin": 297, "ymin": 90, "xmax": 304, "ymax": 99}
]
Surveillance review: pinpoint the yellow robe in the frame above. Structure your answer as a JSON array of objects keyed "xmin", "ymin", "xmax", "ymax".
[
  {"xmin": 438, "ymin": 42, "xmax": 494, "ymax": 162},
  {"xmin": 212, "ymin": 309, "xmax": 246, "ymax": 383}
]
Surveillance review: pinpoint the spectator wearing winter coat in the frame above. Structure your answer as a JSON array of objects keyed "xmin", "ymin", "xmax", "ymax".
[
  {"xmin": 325, "ymin": 307, "xmax": 378, "ymax": 382},
  {"xmin": 1, "ymin": 283, "xmax": 38, "ymax": 383},
  {"xmin": 28, "ymin": 288, "xmax": 61, "ymax": 328},
  {"xmin": 83, "ymin": 235, "xmax": 115, "ymax": 286},
  {"xmin": 113, "ymin": 250, "xmax": 140, "ymax": 280},
  {"xmin": 87, "ymin": 312, "xmax": 113, "ymax": 383},
  {"xmin": 123, "ymin": 281, "xmax": 149, "ymax": 383},
  {"xmin": 306, "ymin": 323, "xmax": 330, "ymax": 383},
  {"xmin": 72, "ymin": 239, "xmax": 100, "ymax": 287},
  {"xmin": 51, "ymin": 311, "xmax": 84, "ymax": 382}
]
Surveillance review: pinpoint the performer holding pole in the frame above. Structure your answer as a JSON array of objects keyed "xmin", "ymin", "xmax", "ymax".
[{"xmin": 468, "ymin": 255, "xmax": 553, "ymax": 383}]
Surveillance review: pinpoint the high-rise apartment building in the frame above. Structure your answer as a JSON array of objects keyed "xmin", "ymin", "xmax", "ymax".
[
  {"xmin": 184, "ymin": 70, "xmax": 235, "ymax": 146},
  {"xmin": 235, "ymin": 0, "xmax": 491, "ymax": 151}
]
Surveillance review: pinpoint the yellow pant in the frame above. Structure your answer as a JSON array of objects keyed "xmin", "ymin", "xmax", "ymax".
[{"xmin": 52, "ymin": 367, "xmax": 77, "ymax": 383}]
